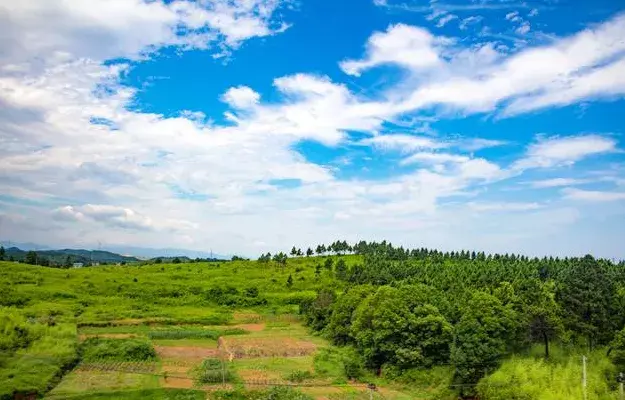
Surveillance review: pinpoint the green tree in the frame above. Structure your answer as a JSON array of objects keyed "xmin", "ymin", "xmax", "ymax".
[
  {"xmin": 172, "ymin": 257, "xmax": 181, "ymax": 264},
  {"xmin": 352, "ymin": 286, "xmax": 453, "ymax": 371},
  {"xmin": 325, "ymin": 285, "xmax": 372, "ymax": 345},
  {"xmin": 0, "ymin": 245, "xmax": 5, "ymax": 261},
  {"xmin": 525, "ymin": 280, "xmax": 565, "ymax": 358},
  {"xmin": 323, "ymin": 258, "xmax": 333, "ymax": 271},
  {"xmin": 451, "ymin": 291, "xmax": 518, "ymax": 391},
  {"xmin": 306, "ymin": 248, "xmax": 313, "ymax": 257},
  {"xmin": 64, "ymin": 255, "xmax": 72, "ymax": 268},
  {"xmin": 314, "ymin": 264, "xmax": 321, "ymax": 279},
  {"xmin": 286, "ymin": 274, "xmax": 293, "ymax": 288},
  {"xmin": 335, "ymin": 259, "xmax": 347, "ymax": 280},
  {"xmin": 608, "ymin": 326, "xmax": 625, "ymax": 368},
  {"xmin": 25, "ymin": 251, "xmax": 38, "ymax": 265},
  {"xmin": 290, "ymin": 246, "xmax": 298, "ymax": 256},
  {"xmin": 302, "ymin": 288, "xmax": 336, "ymax": 331},
  {"xmin": 558, "ymin": 255, "xmax": 617, "ymax": 347}
]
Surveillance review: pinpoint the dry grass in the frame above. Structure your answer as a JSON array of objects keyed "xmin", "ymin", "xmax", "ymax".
[{"xmin": 219, "ymin": 336, "xmax": 317, "ymax": 359}]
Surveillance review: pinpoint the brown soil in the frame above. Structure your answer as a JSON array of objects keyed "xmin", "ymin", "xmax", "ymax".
[
  {"xmin": 218, "ymin": 336, "xmax": 316, "ymax": 359},
  {"xmin": 233, "ymin": 312, "xmax": 263, "ymax": 323},
  {"xmin": 232, "ymin": 323, "xmax": 265, "ymax": 332},
  {"xmin": 160, "ymin": 376, "xmax": 194, "ymax": 389},
  {"xmin": 155, "ymin": 346, "xmax": 221, "ymax": 360}
]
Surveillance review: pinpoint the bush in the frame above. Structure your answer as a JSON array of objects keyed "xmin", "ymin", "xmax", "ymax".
[
  {"xmin": 284, "ymin": 370, "xmax": 313, "ymax": 383},
  {"xmin": 195, "ymin": 358, "xmax": 235, "ymax": 384},
  {"xmin": 80, "ymin": 338, "xmax": 156, "ymax": 362}
]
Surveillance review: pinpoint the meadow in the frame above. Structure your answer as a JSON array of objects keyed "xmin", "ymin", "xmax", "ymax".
[{"xmin": 2, "ymin": 242, "xmax": 625, "ymax": 399}]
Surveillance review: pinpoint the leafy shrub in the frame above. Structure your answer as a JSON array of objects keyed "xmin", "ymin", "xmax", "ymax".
[
  {"xmin": 0, "ymin": 310, "xmax": 37, "ymax": 355},
  {"xmin": 205, "ymin": 285, "xmax": 267, "ymax": 307},
  {"xmin": 80, "ymin": 338, "xmax": 156, "ymax": 362},
  {"xmin": 284, "ymin": 370, "xmax": 313, "ymax": 382},
  {"xmin": 195, "ymin": 358, "xmax": 235, "ymax": 384}
]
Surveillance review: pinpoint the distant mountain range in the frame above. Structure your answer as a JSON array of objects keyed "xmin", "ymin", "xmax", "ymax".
[
  {"xmin": 0, "ymin": 241, "xmax": 229, "ymax": 262},
  {"xmin": 3, "ymin": 247, "xmax": 139, "ymax": 264}
]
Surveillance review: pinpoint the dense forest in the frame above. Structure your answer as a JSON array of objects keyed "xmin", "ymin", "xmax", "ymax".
[{"xmin": 297, "ymin": 241, "xmax": 625, "ymax": 396}]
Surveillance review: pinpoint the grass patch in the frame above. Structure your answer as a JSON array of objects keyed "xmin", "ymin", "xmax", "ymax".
[
  {"xmin": 148, "ymin": 328, "xmax": 247, "ymax": 340},
  {"xmin": 80, "ymin": 338, "xmax": 157, "ymax": 362},
  {"xmin": 46, "ymin": 388, "xmax": 205, "ymax": 399},
  {"xmin": 47, "ymin": 371, "xmax": 159, "ymax": 397}
]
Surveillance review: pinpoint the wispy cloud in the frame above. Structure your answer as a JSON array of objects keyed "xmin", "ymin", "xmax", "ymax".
[
  {"xmin": 375, "ymin": 1, "xmax": 538, "ymax": 13},
  {"xmin": 528, "ymin": 178, "xmax": 591, "ymax": 188},
  {"xmin": 513, "ymin": 135, "xmax": 618, "ymax": 170},
  {"xmin": 563, "ymin": 188, "xmax": 625, "ymax": 202}
]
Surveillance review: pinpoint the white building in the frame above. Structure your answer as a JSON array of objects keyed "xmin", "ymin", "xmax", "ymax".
[{"xmin": 72, "ymin": 262, "xmax": 84, "ymax": 268}]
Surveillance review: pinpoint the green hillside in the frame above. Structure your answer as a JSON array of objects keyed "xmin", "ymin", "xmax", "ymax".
[
  {"xmin": 1, "ymin": 242, "xmax": 625, "ymax": 399},
  {"xmin": 2, "ymin": 247, "xmax": 139, "ymax": 266}
]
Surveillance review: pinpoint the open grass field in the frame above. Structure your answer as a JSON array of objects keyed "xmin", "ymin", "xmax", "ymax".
[{"xmin": 0, "ymin": 256, "xmax": 419, "ymax": 399}]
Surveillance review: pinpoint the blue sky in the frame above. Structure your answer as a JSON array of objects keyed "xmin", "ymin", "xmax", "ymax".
[{"xmin": 1, "ymin": 0, "xmax": 624, "ymax": 258}]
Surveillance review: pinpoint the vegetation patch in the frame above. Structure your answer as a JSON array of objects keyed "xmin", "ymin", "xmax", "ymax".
[
  {"xmin": 80, "ymin": 338, "xmax": 157, "ymax": 362},
  {"xmin": 148, "ymin": 328, "xmax": 247, "ymax": 340},
  {"xmin": 218, "ymin": 337, "xmax": 317, "ymax": 359}
]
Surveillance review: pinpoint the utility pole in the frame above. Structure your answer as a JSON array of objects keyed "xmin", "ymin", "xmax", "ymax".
[
  {"xmin": 367, "ymin": 383, "xmax": 376, "ymax": 400},
  {"xmin": 582, "ymin": 355, "xmax": 587, "ymax": 400}
]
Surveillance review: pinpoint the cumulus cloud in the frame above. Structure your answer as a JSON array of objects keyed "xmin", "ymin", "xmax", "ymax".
[
  {"xmin": 221, "ymin": 86, "xmax": 261, "ymax": 109},
  {"xmin": 339, "ymin": 24, "xmax": 449, "ymax": 76},
  {"xmin": 54, "ymin": 204, "xmax": 196, "ymax": 232},
  {"xmin": 0, "ymin": 0, "xmax": 290, "ymax": 69}
]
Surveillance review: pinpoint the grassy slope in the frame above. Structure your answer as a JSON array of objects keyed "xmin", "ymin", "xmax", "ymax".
[{"xmin": 2, "ymin": 257, "xmax": 620, "ymax": 399}]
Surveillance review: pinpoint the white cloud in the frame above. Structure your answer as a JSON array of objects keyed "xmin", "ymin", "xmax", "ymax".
[
  {"xmin": 54, "ymin": 204, "xmax": 196, "ymax": 232},
  {"xmin": 339, "ymin": 24, "xmax": 448, "ymax": 76},
  {"xmin": 506, "ymin": 12, "xmax": 522, "ymax": 22},
  {"xmin": 395, "ymin": 12, "xmax": 625, "ymax": 115},
  {"xmin": 0, "ymin": 0, "xmax": 290, "ymax": 69},
  {"xmin": 469, "ymin": 202, "xmax": 542, "ymax": 211},
  {"xmin": 455, "ymin": 138, "xmax": 507, "ymax": 151},
  {"xmin": 563, "ymin": 188, "xmax": 625, "ymax": 202},
  {"xmin": 401, "ymin": 152, "xmax": 470, "ymax": 165},
  {"xmin": 529, "ymin": 178, "xmax": 590, "ymax": 188},
  {"xmin": 513, "ymin": 135, "xmax": 617, "ymax": 170},
  {"xmin": 436, "ymin": 14, "xmax": 458, "ymax": 28},
  {"xmin": 360, "ymin": 134, "xmax": 444, "ymax": 153},
  {"xmin": 528, "ymin": 9, "xmax": 539, "ymax": 17},
  {"xmin": 221, "ymin": 86, "xmax": 261, "ymax": 109},
  {"xmin": 516, "ymin": 22, "xmax": 531, "ymax": 35},
  {"xmin": 459, "ymin": 16, "xmax": 483, "ymax": 30}
]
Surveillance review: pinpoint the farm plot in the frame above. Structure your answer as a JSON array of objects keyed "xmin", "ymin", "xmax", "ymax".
[{"xmin": 218, "ymin": 336, "xmax": 317, "ymax": 359}]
